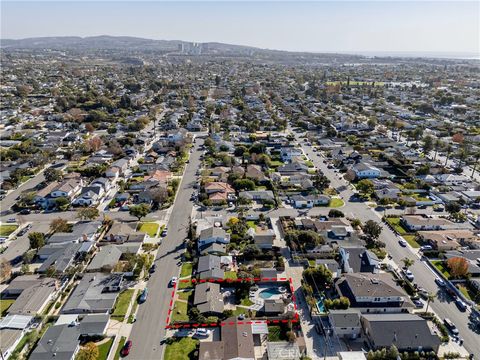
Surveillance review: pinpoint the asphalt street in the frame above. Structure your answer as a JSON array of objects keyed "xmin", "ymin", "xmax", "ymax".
[
  {"xmin": 296, "ymin": 134, "xmax": 480, "ymax": 357},
  {"xmin": 127, "ymin": 138, "xmax": 203, "ymax": 359}
]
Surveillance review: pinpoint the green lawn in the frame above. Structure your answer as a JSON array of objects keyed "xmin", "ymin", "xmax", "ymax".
[
  {"xmin": 385, "ymin": 217, "xmax": 408, "ymax": 235},
  {"xmin": 233, "ymin": 306, "xmax": 248, "ymax": 316},
  {"xmin": 240, "ymin": 297, "xmax": 254, "ymax": 307},
  {"xmin": 164, "ymin": 338, "xmax": 199, "ymax": 360},
  {"xmin": 456, "ymin": 284, "xmax": 472, "ymax": 301},
  {"xmin": 177, "ymin": 290, "xmax": 193, "ymax": 301},
  {"xmin": 432, "ymin": 260, "xmax": 451, "ymax": 279},
  {"xmin": 180, "ymin": 262, "xmax": 193, "ymax": 278},
  {"xmin": 113, "ymin": 337, "xmax": 126, "ymax": 360},
  {"xmin": 269, "ymin": 161, "xmax": 284, "ymax": 169},
  {"xmin": 171, "ymin": 301, "xmax": 189, "ymax": 322},
  {"xmin": 178, "ymin": 279, "xmax": 192, "ymax": 290},
  {"xmin": 328, "ymin": 198, "xmax": 344, "ymax": 208},
  {"xmin": 127, "ymin": 292, "xmax": 139, "ymax": 324},
  {"xmin": 137, "ymin": 222, "xmax": 159, "ymax": 237},
  {"xmin": 403, "ymin": 234, "xmax": 420, "ymax": 248},
  {"xmin": 246, "ymin": 220, "xmax": 256, "ymax": 229},
  {"xmin": 224, "ymin": 271, "xmax": 238, "ymax": 280},
  {"xmin": 305, "ymin": 160, "xmax": 314, "ymax": 168},
  {"xmin": 1, "ymin": 299, "xmax": 15, "ymax": 316},
  {"xmin": 267, "ymin": 325, "xmax": 288, "ymax": 341},
  {"xmin": 96, "ymin": 338, "xmax": 114, "ymax": 360},
  {"xmin": 111, "ymin": 289, "xmax": 134, "ymax": 321},
  {"xmin": 0, "ymin": 225, "xmax": 17, "ymax": 237}
]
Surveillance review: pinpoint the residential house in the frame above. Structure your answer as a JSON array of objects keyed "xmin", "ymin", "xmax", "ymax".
[
  {"xmin": 30, "ymin": 314, "xmax": 109, "ymax": 360},
  {"xmin": 444, "ymin": 250, "xmax": 480, "ymax": 277},
  {"xmin": 197, "ymin": 254, "xmax": 225, "ymax": 280},
  {"xmin": 204, "ymin": 182, "xmax": 235, "ymax": 204},
  {"xmin": 47, "ymin": 222, "xmax": 101, "ymax": 245},
  {"xmin": 198, "ymin": 227, "xmax": 230, "ymax": 249},
  {"xmin": 61, "ymin": 273, "xmax": 122, "ymax": 314},
  {"xmin": 245, "ymin": 164, "xmax": 268, "ymax": 182},
  {"xmin": 37, "ymin": 243, "xmax": 85, "ymax": 274},
  {"xmin": 104, "ymin": 222, "xmax": 147, "ymax": 243},
  {"xmin": 401, "ymin": 215, "xmax": 459, "ymax": 231},
  {"xmin": 193, "ymin": 282, "xmax": 224, "ymax": 316},
  {"xmin": 339, "ymin": 247, "xmax": 380, "ymax": 274},
  {"xmin": 198, "ymin": 317, "xmax": 255, "ymax": 360},
  {"xmin": 328, "ymin": 309, "xmax": 362, "ymax": 339},
  {"xmin": 349, "ymin": 162, "xmax": 381, "ymax": 179},
  {"xmin": 280, "ymin": 147, "xmax": 303, "ymax": 162},
  {"xmin": 416, "ymin": 230, "xmax": 470, "ymax": 251},
  {"xmin": 238, "ymin": 190, "xmax": 275, "ymax": 203},
  {"xmin": 35, "ymin": 177, "xmax": 84, "ymax": 208},
  {"xmin": 290, "ymin": 194, "xmax": 330, "ymax": 208},
  {"xmin": 361, "ymin": 313, "xmax": 441, "ymax": 353},
  {"xmin": 335, "ymin": 273, "xmax": 412, "ymax": 313},
  {"xmin": 0, "ymin": 315, "xmax": 33, "ymax": 359}
]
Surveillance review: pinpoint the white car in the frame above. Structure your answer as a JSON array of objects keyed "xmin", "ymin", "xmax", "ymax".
[
  {"xmin": 193, "ymin": 328, "xmax": 211, "ymax": 338},
  {"xmin": 403, "ymin": 269, "xmax": 414, "ymax": 281},
  {"xmin": 169, "ymin": 277, "xmax": 178, "ymax": 287},
  {"xmin": 399, "ymin": 239, "xmax": 407, "ymax": 247}
]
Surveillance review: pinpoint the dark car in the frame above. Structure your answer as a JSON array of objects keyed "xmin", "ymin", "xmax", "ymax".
[
  {"xmin": 443, "ymin": 318, "xmax": 459, "ymax": 336},
  {"xmin": 435, "ymin": 278, "xmax": 446, "ymax": 287},
  {"xmin": 161, "ymin": 229, "xmax": 168, "ymax": 237},
  {"xmin": 149, "ymin": 264, "xmax": 156, "ymax": 273},
  {"xmin": 121, "ymin": 340, "xmax": 132, "ymax": 356},
  {"xmin": 138, "ymin": 288, "xmax": 148, "ymax": 303},
  {"xmin": 19, "ymin": 209, "xmax": 31, "ymax": 215}
]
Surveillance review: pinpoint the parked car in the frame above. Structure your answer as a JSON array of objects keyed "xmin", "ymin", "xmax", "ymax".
[
  {"xmin": 121, "ymin": 340, "xmax": 133, "ymax": 356},
  {"xmin": 455, "ymin": 299, "xmax": 468, "ymax": 311},
  {"xmin": 443, "ymin": 318, "xmax": 459, "ymax": 336},
  {"xmin": 403, "ymin": 269, "xmax": 414, "ymax": 281},
  {"xmin": 420, "ymin": 245, "xmax": 433, "ymax": 251},
  {"xmin": 435, "ymin": 278, "xmax": 446, "ymax": 287},
  {"xmin": 193, "ymin": 328, "xmax": 211, "ymax": 338},
  {"xmin": 149, "ymin": 264, "xmax": 156, "ymax": 273},
  {"xmin": 417, "ymin": 287, "xmax": 429, "ymax": 299},
  {"xmin": 6, "ymin": 218, "xmax": 16, "ymax": 223},
  {"xmin": 169, "ymin": 277, "xmax": 177, "ymax": 287},
  {"xmin": 412, "ymin": 299, "xmax": 424, "ymax": 308},
  {"xmin": 161, "ymin": 229, "xmax": 168, "ymax": 237},
  {"xmin": 399, "ymin": 239, "xmax": 407, "ymax": 247},
  {"xmin": 19, "ymin": 209, "xmax": 31, "ymax": 215},
  {"xmin": 138, "ymin": 288, "xmax": 148, "ymax": 303}
]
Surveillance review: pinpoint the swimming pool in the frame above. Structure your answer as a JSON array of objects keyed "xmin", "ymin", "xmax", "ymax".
[
  {"xmin": 315, "ymin": 293, "xmax": 326, "ymax": 313},
  {"xmin": 259, "ymin": 288, "xmax": 284, "ymax": 299}
]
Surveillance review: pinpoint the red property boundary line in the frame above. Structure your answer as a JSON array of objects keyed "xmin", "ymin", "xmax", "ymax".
[{"xmin": 165, "ymin": 277, "xmax": 299, "ymax": 329}]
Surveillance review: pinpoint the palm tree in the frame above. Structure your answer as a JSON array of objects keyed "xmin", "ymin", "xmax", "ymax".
[
  {"xmin": 433, "ymin": 139, "xmax": 443, "ymax": 161},
  {"xmin": 457, "ymin": 147, "xmax": 469, "ymax": 169},
  {"xmin": 402, "ymin": 257, "xmax": 415, "ymax": 269},
  {"xmin": 425, "ymin": 292, "xmax": 436, "ymax": 314},
  {"xmin": 471, "ymin": 151, "xmax": 480, "ymax": 178},
  {"xmin": 444, "ymin": 144, "xmax": 453, "ymax": 167}
]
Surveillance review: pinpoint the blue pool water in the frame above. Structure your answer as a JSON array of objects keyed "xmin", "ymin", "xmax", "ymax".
[
  {"xmin": 315, "ymin": 293, "xmax": 326, "ymax": 313},
  {"xmin": 259, "ymin": 288, "xmax": 283, "ymax": 299}
]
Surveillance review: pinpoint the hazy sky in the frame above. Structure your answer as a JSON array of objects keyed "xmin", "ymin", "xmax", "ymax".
[{"xmin": 1, "ymin": 1, "xmax": 479, "ymax": 55}]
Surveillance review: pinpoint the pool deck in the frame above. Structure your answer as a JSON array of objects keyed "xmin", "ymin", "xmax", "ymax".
[{"xmin": 249, "ymin": 285, "xmax": 289, "ymax": 311}]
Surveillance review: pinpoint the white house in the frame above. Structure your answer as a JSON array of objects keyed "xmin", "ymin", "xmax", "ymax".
[
  {"xmin": 351, "ymin": 163, "xmax": 381, "ymax": 179},
  {"xmin": 280, "ymin": 147, "xmax": 303, "ymax": 162},
  {"xmin": 198, "ymin": 227, "xmax": 230, "ymax": 249}
]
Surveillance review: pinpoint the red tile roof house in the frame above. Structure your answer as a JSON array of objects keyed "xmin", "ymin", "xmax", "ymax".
[{"xmin": 204, "ymin": 182, "xmax": 235, "ymax": 204}]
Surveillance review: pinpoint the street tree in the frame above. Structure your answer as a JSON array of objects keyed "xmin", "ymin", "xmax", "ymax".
[
  {"xmin": 447, "ymin": 257, "xmax": 469, "ymax": 278},
  {"xmin": 362, "ymin": 220, "xmax": 382, "ymax": 240},
  {"xmin": 28, "ymin": 232, "xmax": 45, "ymax": 249},
  {"xmin": 129, "ymin": 204, "xmax": 151, "ymax": 221},
  {"xmin": 402, "ymin": 257, "xmax": 415, "ymax": 269},
  {"xmin": 77, "ymin": 207, "xmax": 100, "ymax": 221},
  {"xmin": 425, "ymin": 292, "xmax": 436, "ymax": 314},
  {"xmin": 50, "ymin": 218, "xmax": 70, "ymax": 233},
  {"xmin": 356, "ymin": 179, "xmax": 374, "ymax": 197},
  {"xmin": 44, "ymin": 168, "xmax": 63, "ymax": 183},
  {"xmin": 77, "ymin": 342, "xmax": 99, "ymax": 360},
  {"xmin": 422, "ymin": 135, "xmax": 434, "ymax": 154}
]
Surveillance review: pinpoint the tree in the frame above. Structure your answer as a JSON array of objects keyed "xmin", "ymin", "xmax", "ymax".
[
  {"xmin": 21, "ymin": 263, "xmax": 30, "ymax": 274},
  {"xmin": 129, "ymin": 204, "xmax": 151, "ymax": 221},
  {"xmin": 444, "ymin": 144, "xmax": 453, "ymax": 166},
  {"xmin": 328, "ymin": 209, "xmax": 344, "ymax": 218},
  {"xmin": 425, "ymin": 292, "xmax": 436, "ymax": 314},
  {"xmin": 28, "ymin": 232, "xmax": 45, "ymax": 249},
  {"xmin": 304, "ymin": 265, "xmax": 333, "ymax": 286},
  {"xmin": 356, "ymin": 179, "xmax": 374, "ymax": 197},
  {"xmin": 402, "ymin": 257, "xmax": 415, "ymax": 269},
  {"xmin": 350, "ymin": 218, "xmax": 362, "ymax": 229},
  {"xmin": 77, "ymin": 342, "xmax": 99, "ymax": 360},
  {"xmin": 54, "ymin": 197, "xmax": 70, "ymax": 209},
  {"xmin": 447, "ymin": 257, "xmax": 469, "ymax": 278},
  {"xmin": 445, "ymin": 202, "xmax": 461, "ymax": 215},
  {"xmin": 77, "ymin": 207, "xmax": 99, "ymax": 221},
  {"xmin": 44, "ymin": 168, "xmax": 62, "ymax": 183},
  {"xmin": 243, "ymin": 244, "xmax": 260, "ymax": 260},
  {"xmin": 233, "ymin": 179, "xmax": 256, "ymax": 191},
  {"xmin": 23, "ymin": 250, "xmax": 36, "ymax": 264},
  {"xmin": 362, "ymin": 220, "xmax": 382, "ymax": 240},
  {"xmin": 313, "ymin": 172, "xmax": 330, "ymax": 192},
  {"xmin": 150, "ymin": 188, "xmax": 168, "ymax": 206},
  {"xmin": 433, "ymin": 139, "xmax": 443, "ymax": 161},
  {"xmin": 422, "ymin": 135, "xmax": 434, "ymax": 154},
  {"xmin": 50, "ymin": 218, "xmax": 70, "ymax": 233},
  {"xmin": 0, "ymin": 259, "xmax": 12, "ymax": 282}
]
